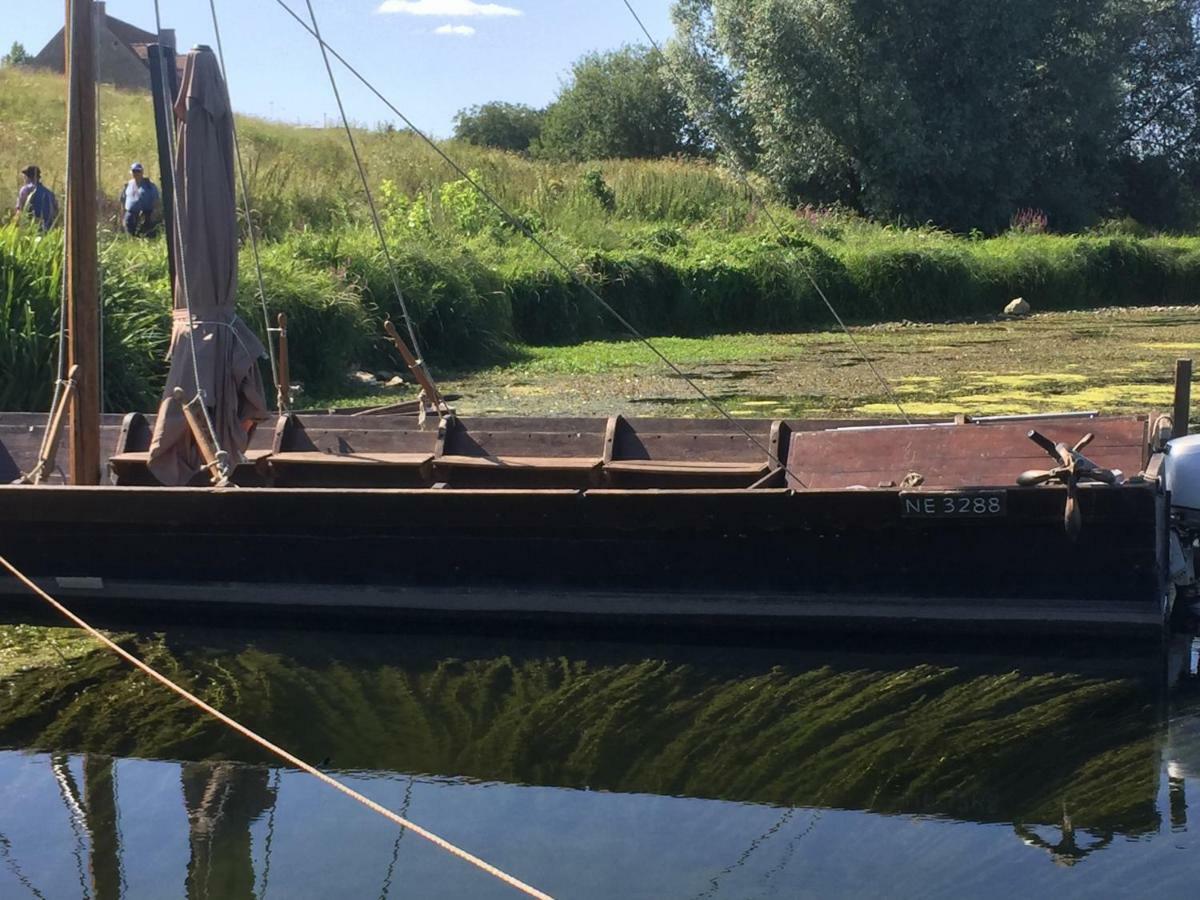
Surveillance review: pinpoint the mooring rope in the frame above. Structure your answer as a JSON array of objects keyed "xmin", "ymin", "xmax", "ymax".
[
  {"xmin": 619, "ymin": 0, "xmax": 910, "ymax": 423},
  {"xmin": 270, "ymin": 0, "xmax": 808, "ymax": 483},
  {"xmin": 0, "ymin": 553, "xmax": 553, "ymax": 900}
]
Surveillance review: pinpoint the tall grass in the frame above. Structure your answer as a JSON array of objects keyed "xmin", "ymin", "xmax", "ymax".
[
  {"xmin": 0, "ymin": 225, "xmax": 168, "ymax": 411},
  {"xmin": 0, "ymin": 224, "xmax": 61, "ymax": 410}
]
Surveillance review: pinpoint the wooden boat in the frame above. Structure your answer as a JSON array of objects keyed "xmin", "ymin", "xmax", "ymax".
[
  {"xmin": 1, "ymin": 3, "xmax": 1196, "ymax": 637},
  {"xmin": 0, "ymin": 403, "xmax": 1189, "ymax": 636}
]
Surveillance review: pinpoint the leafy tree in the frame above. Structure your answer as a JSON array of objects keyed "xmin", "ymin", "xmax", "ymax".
[
  {"xmin": 452, "ymin": 102, "xmax": 544, "ymax": 153},
  {"xmin": 535, "ymin": 45, "xmax": 704, "ymax": 161},
  {"xmin": 667, "ymin": 1, "xmax": 758, "ymax": 173},
  {"xmin": 1, "ymin": 42, "xmax": 30, "ymax": 67},
  {"xmin": 671, "ymin": 0, "xmax": 1164, "ymax": 232},
  {"xmin": 1114, "ymin": 0, "xmax": 1200, "ymax": 229},
  {"xmin": 1121, "ymin": 0, "xmax": 1200, "ymax": 166}
]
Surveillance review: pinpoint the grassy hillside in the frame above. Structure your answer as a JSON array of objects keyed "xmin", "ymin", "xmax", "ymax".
[
  {"xmin": 1, "ymin": 66, "xmax": 750, "ymax": 238},
  {"xmin": 3, "ymin": 66, "xmax": 1200, "ymax": 412}
]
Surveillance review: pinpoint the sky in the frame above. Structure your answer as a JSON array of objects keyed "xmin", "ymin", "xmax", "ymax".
[{"xmin": 4, "ymin": 0, "xmax": 676, "ymax": 136}]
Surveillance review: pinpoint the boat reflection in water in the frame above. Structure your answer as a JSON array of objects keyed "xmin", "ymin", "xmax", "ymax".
[{"xmin": 2, "ymin": 626, "xmax": 1200, "ymax": 898}]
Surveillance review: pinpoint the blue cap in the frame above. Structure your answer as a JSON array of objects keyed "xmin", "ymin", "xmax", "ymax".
[{"xmin": 130, "ymin": 162, "xmax": 144, "ymax": 171}]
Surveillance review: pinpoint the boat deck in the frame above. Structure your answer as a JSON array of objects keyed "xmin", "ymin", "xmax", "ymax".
[{"xmin": 0, "ymin": 409, "xmax": 1154, "ymax": 490}]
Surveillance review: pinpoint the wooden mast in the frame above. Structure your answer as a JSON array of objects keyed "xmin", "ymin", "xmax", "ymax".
[{"xmin": 65, "ymin": 0, "xmax": 101, "ymax": 485}]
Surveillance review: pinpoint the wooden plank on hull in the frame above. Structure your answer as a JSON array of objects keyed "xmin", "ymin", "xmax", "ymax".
[{"xmin": 0, "ymin": 579, "xmax": 1165, "ymax": 636}]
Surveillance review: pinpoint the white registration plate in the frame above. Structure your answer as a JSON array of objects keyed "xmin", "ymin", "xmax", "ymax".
[{"xmin": 900, "ymin": 491, "xmax": 1006, "ymax": 518}]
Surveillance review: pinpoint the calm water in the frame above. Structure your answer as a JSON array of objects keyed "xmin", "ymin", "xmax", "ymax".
[{"xmin": 1, "ymin": 625, "xmax": 1200, "ymax": 899}]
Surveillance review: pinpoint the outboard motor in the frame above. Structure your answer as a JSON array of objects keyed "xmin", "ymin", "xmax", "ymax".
[
  {"xmin": 1166, "ymin": 434, "xmax": 1200, "ymax": 525},
  {"xmin": 1164, "ymin": 434, "xmax": 1200, "ymax": 612}
]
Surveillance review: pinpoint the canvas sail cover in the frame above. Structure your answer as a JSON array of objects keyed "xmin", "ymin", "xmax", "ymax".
[{"xmin": 148, "ymin": 46, "xmax": 268, "ymax": 486}]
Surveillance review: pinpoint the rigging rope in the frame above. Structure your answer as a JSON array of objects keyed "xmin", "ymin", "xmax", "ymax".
[
  {"xmin": 271, "ymin": 0, "xmax": 807, "ymax": 480},
  {"xmin": 300, "ymin": 0, "xmax": 432, "ymax": 387},
  {"xmin": 0, "ymin": 553, "xmax": 554, "ymax": 900},
  {"xmin": 205, "ymin": 0, "xmax": 283, "ymax": 409},
  {"xmin": 619, "ymin": 0, "xmax": 910, "ymax": 423}
]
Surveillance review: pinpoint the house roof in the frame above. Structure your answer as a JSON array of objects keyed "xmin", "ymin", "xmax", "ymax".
[{"xmin": 104, "ymin": 15, "xmax": 158, "ymax": 50}]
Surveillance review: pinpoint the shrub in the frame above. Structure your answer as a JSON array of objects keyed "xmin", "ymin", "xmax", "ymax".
[
  {"xmin": 452, "ymin": 102, "xmax": 544, "ymax": 153},
  {"xmin": 580, "ymin": 168, "xmax": 616, "ymax": 214}
]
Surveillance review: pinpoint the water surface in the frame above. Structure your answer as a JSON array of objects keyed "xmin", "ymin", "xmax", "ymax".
[{"xmin": 1, "ymin": 625, "xmax": 1199, "ymax": 898}]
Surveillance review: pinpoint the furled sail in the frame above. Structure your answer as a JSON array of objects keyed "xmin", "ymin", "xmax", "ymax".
[{"xmin": 148, "ymin": 46, "xmax": 267, "ymax": 486}]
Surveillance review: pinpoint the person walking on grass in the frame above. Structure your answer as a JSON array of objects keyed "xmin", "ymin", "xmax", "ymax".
[
  {"xmin": 14, "ymin": 165, "xmax": 58, "ymax": 232},
  {"xmin": 120, "ymin": 162, "xmax": 161, "ymax": 237}
]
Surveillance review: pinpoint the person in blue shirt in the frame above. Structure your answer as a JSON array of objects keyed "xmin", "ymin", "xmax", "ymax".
[
  {"xmin": 120, "ymin": 162, "xmax": 161, "ymax": 237},
  {"xmin": 14, "ymin": 165, "xmax": 58, "ymax": 232}
]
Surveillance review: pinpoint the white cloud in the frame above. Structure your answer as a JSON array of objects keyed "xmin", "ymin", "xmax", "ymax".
[
  {"xmin": 378, "ymin": 0, "xmax": 521, "ymax": 16},
  {"xmin": 434, "ymin": 24, "xmax": 477, "ymax": 36}
]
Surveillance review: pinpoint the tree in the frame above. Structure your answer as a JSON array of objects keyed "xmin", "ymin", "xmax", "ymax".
[
  {"xmin": 535, "ymin": 45, "xmax": 704, "ymax": 161},
  {"xmin": 1, "ymin": 42, "xmax": 30, "ymax": 67},
  {"xmin": 667, "ymin": 0, "xmax": 758, "ymax": 173},
  {"xmin": 452, "ymin": 102, "xmax": 544, "ymax": 153},
  {"xmin": 1114, "ymin": 0, "xmax": 1200, "ymax": 228},
  {"xmin": 1121, "ymin": 0, "xmax": 1200, "ymax": 165},
  {"xmin": 671, "ymin": 0, "xmax": 1160, "ymax": 232}
]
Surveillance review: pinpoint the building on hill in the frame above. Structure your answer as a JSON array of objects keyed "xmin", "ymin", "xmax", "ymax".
[{"xmin": 33, "ymin": 1, "xmax": 180, "ymax": 92}]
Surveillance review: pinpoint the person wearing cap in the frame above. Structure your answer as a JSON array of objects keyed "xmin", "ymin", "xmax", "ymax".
[
  {"xmin": 14, "ymin": 165, "xmax": 58, "ymax": 232},
  {"xmin": 119, "ymin": 162, "xmax": 161, "ymax": 237}
]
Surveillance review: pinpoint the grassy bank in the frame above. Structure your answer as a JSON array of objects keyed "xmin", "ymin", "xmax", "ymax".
[{"xmin": 3, "ymin": 68, "xmax": 1199, "ymax": 411}]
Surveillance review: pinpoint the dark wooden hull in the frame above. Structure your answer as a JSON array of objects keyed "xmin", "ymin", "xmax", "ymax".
[{"xmin": 0, "ymin": 481, "xmax": 1168, "ymax": 635}]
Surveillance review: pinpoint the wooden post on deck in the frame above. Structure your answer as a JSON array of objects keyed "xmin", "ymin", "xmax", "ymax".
[
  {"xmin": 1173, "ymin": 358, "xmax": 1192, "ymax": 439},
  {"xmin": 276, "ymin": 313, "xmax": 291, "ymax": 414},
  {"xmin": 383, "ymin": 320, "xmax": 445, "ymax": 409},
  {"xmin": 65, "ymin": 0, "xmax": 101, "ymax": 485}
]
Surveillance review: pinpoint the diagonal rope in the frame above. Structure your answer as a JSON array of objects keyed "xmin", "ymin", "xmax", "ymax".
[
  {"xmin": 300, "ymin": 0, "xmax": 433, "ymax": 389},
  {"xmin": 205, "ymin": 0, "xmax": 282, "ymax": 409},
  {"xmin": 620, "ymin": 0, "xmax": 909, "ymax": 422},
  {"xmin": 0, "ymin": 553, "xmax": 553, "ymax": 900},
  {"xmin": 271, "ymin": 0, "xmax": 808, "ymax": 479}
]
